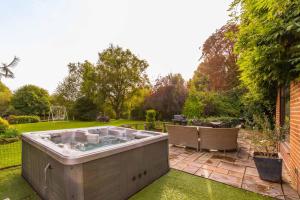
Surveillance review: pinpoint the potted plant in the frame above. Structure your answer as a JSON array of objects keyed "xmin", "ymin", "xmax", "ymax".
[{"xmin": 251, "ymin": 115, "xmax": 287, "ymax": 183}]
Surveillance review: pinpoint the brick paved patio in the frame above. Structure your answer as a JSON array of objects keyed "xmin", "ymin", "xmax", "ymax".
[{"xmin": 169, "ymin": 130, "xmax": 300, "ymax": 200}]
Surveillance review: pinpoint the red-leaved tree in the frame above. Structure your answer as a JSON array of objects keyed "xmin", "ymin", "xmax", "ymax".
[{"xmin": 191, "ymin": 23, "xmax": 239, "ymax": 92}]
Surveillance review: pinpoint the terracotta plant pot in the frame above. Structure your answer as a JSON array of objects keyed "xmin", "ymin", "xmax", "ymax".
[{"xmin": 253, "ymin": 152, "xmax": 282, "ymax": 183}]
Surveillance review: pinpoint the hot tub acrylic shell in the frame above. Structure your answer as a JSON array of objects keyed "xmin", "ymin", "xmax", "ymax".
[{"xmin": 21, "ymin": 126, "xmax": 169, "ymax": 200}]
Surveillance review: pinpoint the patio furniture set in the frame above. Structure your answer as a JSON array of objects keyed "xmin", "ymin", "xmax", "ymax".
[{"xmin": 167, "ymin": 125, "xmax": 239, "ymax": 152}]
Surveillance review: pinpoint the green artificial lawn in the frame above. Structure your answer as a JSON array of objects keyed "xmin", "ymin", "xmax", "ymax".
[
  {"xmin": 0, "ymin": 168, "xmax": 272, "ymax": 200},
  {"xmin": 0, "ymin": 167, "xmax": 40, "ymax": 200},
  {"xmin": 131, "ymin": 170, "xmax": 273, "ymax": 200}
]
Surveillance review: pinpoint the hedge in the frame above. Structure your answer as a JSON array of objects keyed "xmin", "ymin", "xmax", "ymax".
[
  {"xmin": 191, "ymin": 116, "xmax": 241, "ymax": 128},
  {"xmin": 8, "ymin": 115, "xmax": 40, "ymax": 124}
]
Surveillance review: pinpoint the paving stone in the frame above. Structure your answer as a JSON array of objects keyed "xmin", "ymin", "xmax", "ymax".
[
  {"xmin": 202, "ymin": 164, "xmax": 217, "ymax": 171},
  {"xmin": 222, "ymin": 153, "xmax": 239, "ymax": 162},
  {"xmin": 198, "ymin": 152, "xmax": 213, "ymax": 159},
  {"xmin": 282, "ymin": 182, "xmax": 300, "ymax": 200},
  {"xmin": 234, "ymin": 159, "xmax": 256, "ymax": 168},
  {"xmin": 172, "ymin": 162, "xmax": 189, "ymax": 170},
  {"xmin": 180, "ymin": 153, "xmax": 192, "ymax": 158},
  {"xmin": 243, "ymin": 175, "xmax": 283, "ymax": 198},
  {"xmin": 183, "ymin": 148, "xmax": 195, "ymax": 152},
  {"xmin": 228, "ymin": 170, "xmax": 244, "ymax": 178},
  {"xmin": 171, "ymin": 158, "xmax": 184, "ymax": 165},
  {"xmin": 195, "ymin": 168, "xmax": 212, "ymax": 178},
  {"xmin": 211, "ymin": 154, "xmax": 237, "ymax": 163},
  {"xmin": 204, "ymin": 159, "xmax": 221, "ymax": 167},
  {"xmin": 243, "ymin": 175, "xmax": 271, "ymax": 185},
  {"xmin": 218, "ymin": 161, "xmax": 246, "ymax": 174},
  {"xmin": 169, "ymin": 146, "xmax": 182, "ymax": 152},
  {"xmin": 171, "ymin": 164, "xmax": 183, "ymax": 170},
  {"xmin": 213, "ymin": 167, "xmax": 229, "ymax": 175},
  {"xmin": 170, "ymin": 150, "xmax": 181, "ymax": 155},
  {"xmin": 282, "ymin": 166, "xmax": 292, "ymax": 184},
  {"xmin": 209, "ymin": 172, "xmax": 242, "ymax": 187},
  {"xmin": 286, "ymin": 196, "xmax": 299, "ymax": 200},
  {"xmin": 172, "ymin": 147, "xmax": 186, "ymax": 154},
  {"xmin": 183, "ymin": 165, "xmax": 200, "ymax": 174},
  {"xmin": 194, "ymin": 158, "xmax": 210, "ymax": 164},
  {"xmin": 183, "ymin": 152, "xmax": 203, "ymax": 162},
  {"xmin": 169, "ymin": 160, "xmax": 178, "ymax": 167},
  {"xmin": 242, "ymin": 183, "xmax": 283, "ymax": 199},
  {"xmin": 169, "ymin": 148, "xmax": 181, "ymax": 154},
  {"xmin": 194, "ymin": 153, "xmax": 212, "ymax": 164},
  {"xmin": 176, "ymin": 155, "xmax": 187, "ymax": 161},
  {"xmin": 245, "ymin": 167, "xmax": 259, "ymax": 177},
  {"xmin": 169, "ymin": 153, "xmax": 179, "ymax": 160},
  {"xmin": 169, "ymin": 150, "xmax": 176, "ymax": 154},
  {"xmin": 189, "ymin": 162, "xmax": 203, "ymax": 168}
]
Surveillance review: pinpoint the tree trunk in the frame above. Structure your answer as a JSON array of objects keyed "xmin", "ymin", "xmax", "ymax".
[
  {"xmin": 112, "ymin": 97, "xmax": 123, "ymax": 119},
  {"xmin": 115, "ymin": 110, "xmax": 121, "ymax": 119},
  {"xmin": 114, "ymin": 105, "xmax": 122, "ymax": 119}
]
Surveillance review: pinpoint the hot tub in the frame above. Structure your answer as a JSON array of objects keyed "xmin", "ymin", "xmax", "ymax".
[{"xmin": 22, "ymin": 126, "xmax": 169, "ymax": 200}]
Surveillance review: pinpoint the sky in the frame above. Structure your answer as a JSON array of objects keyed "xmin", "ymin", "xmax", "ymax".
[{"xmin": 0, "ymin": 0, "xmax": 231, "ymax": 93}]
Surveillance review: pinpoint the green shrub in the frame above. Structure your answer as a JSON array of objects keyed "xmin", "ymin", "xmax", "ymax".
[
  {"xmin": 130, "ymin": 106, "xmax": 146, "ymax": 120},
  {"xmin": 0, "ymin": 128, "xmax": 19, "ymax": 138},
  {"xmin": 0, "ymin": 117, "xmax": 9, "ymax": 133},
  {"xmin": 183, "ymin": 90, "xmax": 204, "ymax": 119},
  {"xmin": 0, "ymin": 82, "xmax": 12, "ymax": 116},
  {"xmin": 146, "ymin": 109, "xmax": 156, "ymax": 129},
  {"xmin": 8, "ymin": 115, "xmax": 40, "ymax": 124},
  {"xmin": 73, "ymin": 97, "xmax": 98, "ymax": 121},
  {"xmin": 183, "ymin": 90, "xmax": 240, "ymax": 119}
]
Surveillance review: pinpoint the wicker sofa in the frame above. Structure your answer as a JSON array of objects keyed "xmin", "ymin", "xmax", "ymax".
[
  {"xmin": 167, "ymin": 125, "xmax": 239, "ymax": 152},
  {"xmin": 167, "ymin": 125, "xmax": 199, "ymax": 151},
  {"xmin": 199, "ymin": 127, "xmax": 239, "ymax": 151}
]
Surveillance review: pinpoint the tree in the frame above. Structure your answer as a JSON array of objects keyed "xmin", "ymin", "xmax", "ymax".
[
  {"xmin": 0, "ymin": 82, "xmax": 12, "ymax": 116},
  {"xmin": 11, "ymin": 85, "xmax": 50, "ymax": 116},
  {"xmin": 190, "ymin": 23, "xmax": 239, "ymax": 92},
  {"xmin": 145, "ymin": 73, "xmax": 188, "ymax": 120},
  {"xmin": 126, "ymin": 88, "xmax": 150, "ymax": 120},
  {"xmin": 82, "ymin": 44, "xmax": 149, "ymax": 119},
  {"xmin": 0, "ymin": 56, "xmax": 20, "ymax": 80},
  {"xmin": 185, "ymin": 23, "xmax": 242, "ymax": 119},
  {"xmin": 53, "ymin": 62, "xmax": 84, "ymax": 117},
  {"xmin": 230, "ymin": 0, "xmax": 300, "ymax": 118},
  {"xmin": 73, "ymin": 96, "xmax": 98, "ymax": 121},
  {"xmin": 183, "ymin": 89, "xmax": 240, "ymax": 119},
  {"xmin": 55, "ymin": 62, "xmax": 83, "ymax": 102}
]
